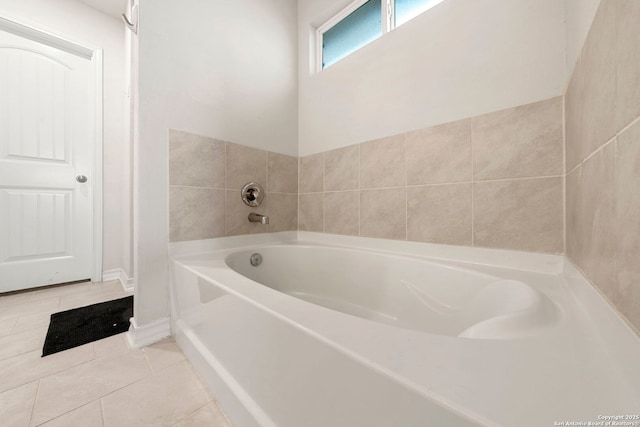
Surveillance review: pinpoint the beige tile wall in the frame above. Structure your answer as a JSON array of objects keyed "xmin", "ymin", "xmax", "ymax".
[
  {"xmin": 299, "ymin": 96, "xmax": 564, "ymax": 254},
  {"xmin": 169, "ymin": 130, "xmax": 298, "ymax": 242},
  {"xmin": 565, "ymin": 0, "xmax": 640, "ymax": 331}
]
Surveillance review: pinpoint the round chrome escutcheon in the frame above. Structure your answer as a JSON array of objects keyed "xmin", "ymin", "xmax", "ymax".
[
  {"xmin": 250, "ymin": 253, "xmax": 262, "ymax": 267},
  {"xmin": 241, "ymin": 182, "xmax": 265, "ymax": 207}
]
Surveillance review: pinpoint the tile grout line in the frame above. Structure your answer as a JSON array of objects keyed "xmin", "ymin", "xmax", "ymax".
[
  {"xmin": 403, "ymin": 134, "xmax": 408, "ymax": 241},
  {"xmin": 296, "ymin": 174, "xmax": 564, "ymax": 196},
  {"xmin": 27, "ymin": 379, "xmax": 41, "ymax": 427},
  {"xmin": 265, "ymin": 152, "xmax": 269, "ymax": 233},
  {"xmin": 214, "ymin": 399, "xmax": 234, "ymax": 427},
  {"xmin": 568, "ymin": 134, "xmax": 617, "ymax": 176},
  {"xmin": 6, "ymin": 317, "xmax": 18, "ymax": 336},
  {"xmin": 567, "ymin": 113, "xmax": 640, "ymax": 177},
  {"xmin": 69, "ymin": 352, "xmax": 156, "ymax": 414},
  {"xmin": 29, "ymin": 347, "xmax": 153, "ymax": 423},
  {"xmin": 34, "ymin": 399, "xmax": 104, "ymax": 427},
  {"xmin": 224, "ymin": 142, "xmax": 228, "ymax": 237},
  {"xmin": 618, "ymin": 113, "xmax": 640, "ymax": 136},
  {"xmin": 297, "ymin": 156, "xmax": 300, "ymax": 232},
  {"xmin": 470, "ymin": 119, "xmax": 475, "ymax": 247},
  {"xmin": 562, "ymin": 94, "xmax": 567, "ymax": 255},
  {"xmin": 100, "ymin": 397, "xmax": 106, "ymax": 426},
  {"xmin": 168, "ymin": 184, "xmax": 226, "ymax": 190},
  {"xmin": 358, "ymin": 144, "xmax": 361, "ymax": 237},
  {"xmin": 170, "ymin": 400, "xmax": 215, "ymax": 427},
  {"xmin": 471, "ymin": 174, "xmax": 564, "ymax": 184},
  {"xmin": 0, "ymin": 327, "xmax": 51, "ymax": 364},
  {"xmin": 295, "ymin": 157, "xmax": 301, "ymax": 229},
  {"xmin": 322, "ymin": 152, "xmax": 326, "ymax": 233},
  {"xmin": 142, "ymin": 348, "xmax": 154, "ymax": 373}
]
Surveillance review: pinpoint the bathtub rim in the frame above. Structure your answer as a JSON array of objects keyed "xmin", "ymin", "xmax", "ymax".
[
  {"xmin": 170, "ymin": 262, "xmax": 503, "ymax": 427},
  {"xmin": 169, "ymin": 231, "xmax": 640, "ymax": 425},
  {"xmin": 170, "ymin": 231, "xmax": 640, "ymax": 352},
  {"xmin": 170, "ymin": 231, "xmax": 564, "ymax": 275},
  {"xmin": 169, "ymin": 231, "xmax": 640, "ymax": 349}
]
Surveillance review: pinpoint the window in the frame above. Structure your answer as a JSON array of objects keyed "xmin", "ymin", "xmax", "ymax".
[{"xmin": 317, "ymin": 0, "xmax": 445, "ymax": 71}]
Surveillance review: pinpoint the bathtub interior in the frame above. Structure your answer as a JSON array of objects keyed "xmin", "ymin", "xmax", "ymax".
[{"xmin": 224, "ymin": 246, "xmax": 560, "ymax": 338}]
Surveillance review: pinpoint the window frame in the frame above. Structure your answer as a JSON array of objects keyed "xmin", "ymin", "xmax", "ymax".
[
  {"xmin": 316, "ymin": 0, "xmax": 394, "ymax": 72},
  {"xmin": 316, "ymin": 0, "xmax": 444, "ymax": 72}
]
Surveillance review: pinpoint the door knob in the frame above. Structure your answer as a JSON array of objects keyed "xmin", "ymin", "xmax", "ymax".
[{"xmin": 76, "ymin": 175, "xmax": 88, "ymax": 183}]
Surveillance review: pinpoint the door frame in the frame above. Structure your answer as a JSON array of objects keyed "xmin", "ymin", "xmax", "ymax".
[{"xmin": 0, "ymin": 15, "xmax": 104, "ymax": 283}]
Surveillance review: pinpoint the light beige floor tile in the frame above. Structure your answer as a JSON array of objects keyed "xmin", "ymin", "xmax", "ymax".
[
  {"xmin": 102, "ymin": 362, "xmax": 211, "ymax": 427},
  {"xmin": 87, "ymin": 280, "xmax": 121, "ymax": 293},
  {"xmin": 0, "ymin": 381, "xmax": 38, "ymax": 427},
  {"xmin": 58, "ymin": 290, "xmax": 132, "ymax": 312},
  {"xmin": 0, "ymin": 327, "xmax": 48, "ymax": 362},
  {"xmin": 174, "ymin": 402, "xmax": 231, "ymax": 427},
  {"xmin": 11, "ymin": 312, "xmax": 52, "ymax": 335},
  {"xmin": 0, "ymin": 318, "xmax": 18, "ymax": 337},
  {"xmin": 31, "ymin": 281, "xmax": 93, "ymax": 301},
  {"xmin": 0, "ymin": 345, "xmax": 94, "ymax": 394},
  {"xmin": 0, "ymin": 281, "xmax": 223, "ymax": 427},
  {"xmin": 93, "ymin": 333, "xmax": 131, "ymax": 359},
  {"xmin": 38, "ymin": 400, "xmax": 103, "ymax": 427},
  {"xmin": 31, "ymin": 350, "xmax": 151, "ymax": 425},
  {"xmin": 143, "ymin": 339, "xmax": 186, "ymax": 373},
  {"xmin": 0, "ymin": 291, "xmax": 35, "ymax": 309},
  {"xmin": 50, "ymin": 281, "xmax": 124, "ymax": 307},
  {"xmin": 13, "ymin": 281, "xmax": 120, "ymax": 315},
  {"xmin": 0, "ymin": 298, "xmax": 60, "ymax": 323}
]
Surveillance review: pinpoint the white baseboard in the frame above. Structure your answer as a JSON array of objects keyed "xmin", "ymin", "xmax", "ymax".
[
  {"xmin": 102, "ymin": 268, "xmax": 135, "ymax": 292},
  {"xmin": 127, "ymin": 316, "xmax": 171, "ymax": 349}
]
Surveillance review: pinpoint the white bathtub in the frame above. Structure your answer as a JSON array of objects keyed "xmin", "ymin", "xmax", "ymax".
[{"xmin": 170, "ymin": 232, "xmax": 640, "ymax": 427}]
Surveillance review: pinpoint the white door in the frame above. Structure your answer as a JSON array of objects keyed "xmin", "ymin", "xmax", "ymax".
[{"xmin": 0, "ymin": 28, "xmax": 95, "ymax": 293}]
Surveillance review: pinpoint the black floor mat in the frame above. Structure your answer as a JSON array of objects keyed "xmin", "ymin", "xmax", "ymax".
[{"xmin": 42, "ymin": 296, "xmax": 133, "ymax": 357}]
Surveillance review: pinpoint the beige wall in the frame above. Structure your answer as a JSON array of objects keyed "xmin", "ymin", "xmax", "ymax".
[
  {"xmin": 299, "ymin": 97, "xmax": 565, "ymax": 254},
  {"xmin": 298, "ymin": 0, "xmax": 566, "ymax": 155},
  {"xmin": 565, "ymin": 0, "xmax": 640, "ymax": 330},
  {"xmin": 168, "ymin": 130, "xmax": 298, "ymax": 242}
]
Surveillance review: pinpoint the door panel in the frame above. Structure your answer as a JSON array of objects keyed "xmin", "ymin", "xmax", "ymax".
[
  {"xmin": 3, "ymin": 190, "xmax": 69, "ymax": 260},
  {"xmin": 0, "ymin": 29, "xmax": 94, "ymax": 292},
  {"xmin": 1, "ymin": 48, "xmax": 68, "ymax": 162}
]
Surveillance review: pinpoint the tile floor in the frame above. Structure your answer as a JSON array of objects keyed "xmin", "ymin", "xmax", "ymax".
[{"xmin": 0, "ymin": 280, "xmax": 231, "ymax": 427}]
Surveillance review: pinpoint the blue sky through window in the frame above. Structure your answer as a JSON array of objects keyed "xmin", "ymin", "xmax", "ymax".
[{"xmin": 322, "ymin": 0, "xmax": 382, "ymax": 69}]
